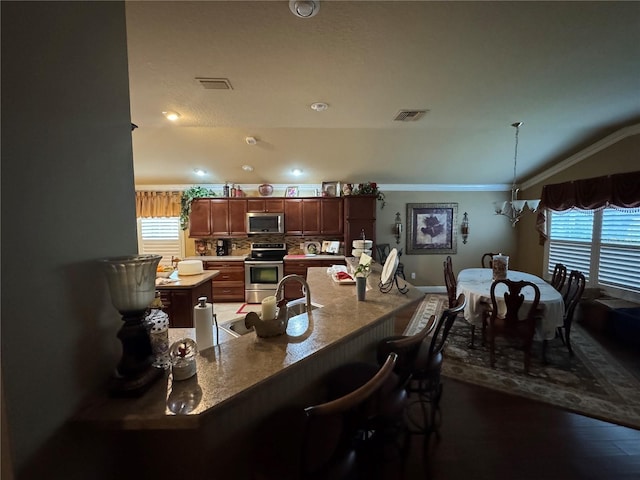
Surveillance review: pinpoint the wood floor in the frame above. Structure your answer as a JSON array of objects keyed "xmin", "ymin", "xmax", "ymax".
[{"xmin": 381, "ymin": 304, "xmax": 640, "ymax": 480}]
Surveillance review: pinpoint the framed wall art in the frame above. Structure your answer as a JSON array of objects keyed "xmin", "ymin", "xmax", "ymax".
[
  {"xmin": 406, "ymin": 203, "xmax": 458, "ymax": 254},
  {"xmin": 321, "ymin": 181, "xmax": 341, "ymax": 197},
  {"xmin": 285, "ymin": 186, "xmax": 299, "ymax": 197}
]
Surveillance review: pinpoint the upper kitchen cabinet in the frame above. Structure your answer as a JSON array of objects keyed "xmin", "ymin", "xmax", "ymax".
[
  {"xmin": 246, "ymin": 198, "xmax": 285, "ymax": 213},
  {"xmin": 344, "ymin": 195, "xmax": 377, "ymax": 257},
  {"xmin": 189, "ymin": 198, "xmax": 247, "ymax": 237},
  {"xmin": 320, "ymin": 197, "xmax": 343, "ymax": 235},
  {"xmin": 284, "ymin": 198, "xmax": 320, "ymax": 235},
  {"xmin": 188, "ymin": 198, "xmax": 213, "ymax": 237}
]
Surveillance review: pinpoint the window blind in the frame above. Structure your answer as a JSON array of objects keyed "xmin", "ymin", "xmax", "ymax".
[{"xmin": 137, "ymin": 217, "xmax": 184, "ymax": 265}]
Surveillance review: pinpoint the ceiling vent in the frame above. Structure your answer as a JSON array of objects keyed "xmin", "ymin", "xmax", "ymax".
[
  {"xmin": 393, "ymin": 109, "xmax": 429, "ymax": 122},
  {"xmin": 195, "ymin": 78, "xmax": 233, "ymax": 90}
]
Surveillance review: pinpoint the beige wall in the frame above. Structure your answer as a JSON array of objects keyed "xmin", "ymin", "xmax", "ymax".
[{"xmin": 517, "ymin": 133, "xmax": 640, "ymax": 277}]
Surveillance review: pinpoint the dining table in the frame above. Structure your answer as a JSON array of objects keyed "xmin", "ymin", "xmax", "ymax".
[{"xmin": 456, "ymin": 268, "xmax": 565, "ymax": 340}]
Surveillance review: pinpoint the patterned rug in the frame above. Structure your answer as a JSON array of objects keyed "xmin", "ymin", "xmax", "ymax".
[{"xmin": 405, "ymin": 294, "xmax": 640, "ymax": 429}]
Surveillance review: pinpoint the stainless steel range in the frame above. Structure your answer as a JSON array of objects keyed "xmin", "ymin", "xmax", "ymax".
[{"xmin": 244, "ymin": 242, "xmax": 286, "ymax": 303}]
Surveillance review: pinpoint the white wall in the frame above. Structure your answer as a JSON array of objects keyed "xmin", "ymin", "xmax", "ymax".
[{"xmin": 1, "ymin": 2, "xmax": 136, "ymax": 478}]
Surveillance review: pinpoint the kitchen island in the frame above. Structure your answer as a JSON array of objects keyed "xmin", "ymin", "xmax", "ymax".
[
  {"xmin": 75, "ymin": 264, "xmax": 423, "ymax": 479},
  {"xmin": 155, "ymin": 270, "xmax": 219, "ymax": 327}
]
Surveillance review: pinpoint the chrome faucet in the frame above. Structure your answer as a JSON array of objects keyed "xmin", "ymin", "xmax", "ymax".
[{"xmin": 275, "ymin": 274, "xmax": 312, "ymax": 312}]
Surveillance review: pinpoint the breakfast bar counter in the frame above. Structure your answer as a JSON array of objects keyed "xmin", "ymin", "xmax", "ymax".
[{"xmin": 74, "ymin": 264, "xmax": 423, "ymax": 478}]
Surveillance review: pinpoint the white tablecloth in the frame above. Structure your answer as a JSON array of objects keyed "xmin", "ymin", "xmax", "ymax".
[{"xmin": 457, "ymin": 268, "xmax": 564, "ymax": 341}]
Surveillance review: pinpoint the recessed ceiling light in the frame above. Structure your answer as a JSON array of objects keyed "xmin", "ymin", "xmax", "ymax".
[
  {"xmin": 242, "ymin": 165, "xmax": 254, "ymax": 172},
  {"xmin": 163, "ymin": 111, "xmax": 181, "ymax": 121},
  {"xmin": 310, "ymin": 102, "xmax": 328, "ymax": 112},
  {"xmin": 291, "ymin": 168, "xmax": 303, "ymax": 176},
  {"xmin": 194, "ymin": 169, "xmax": 207, "ymax": 177},
  {"xmin": 245, "ymin": 136, "xmax": 257, "ymax": 145}
]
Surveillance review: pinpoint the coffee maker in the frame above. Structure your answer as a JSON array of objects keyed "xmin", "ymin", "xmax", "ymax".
[{"xmin": 216, "ymin": 239, "xmax": 230, "ymax": 256}]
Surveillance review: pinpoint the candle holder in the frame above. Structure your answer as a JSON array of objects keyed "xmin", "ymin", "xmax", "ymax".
[{"xmin": 99, "ymin": 254, "xmax": 164, "ymax": 397}]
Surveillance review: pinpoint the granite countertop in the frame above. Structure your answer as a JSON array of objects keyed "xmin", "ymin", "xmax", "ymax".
[
  {"xmin": 185, "ymin": 255, "xmax": 247, "ymax": 261},
  {"xmin": 284, "ymin": 254, "xmax": 346, "ymax": 260},
  {"xmin": 154, "ymin": 270, "xmax": 219, "ymax": 289},
  {"xmin": 74, "ymin": 265, "xmax": 423, "ymax": 430}
]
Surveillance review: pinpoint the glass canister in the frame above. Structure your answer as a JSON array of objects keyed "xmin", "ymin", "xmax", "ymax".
[
  {"xmin": 492, "ymin": 253, "xmax": 509, "ymax": 281},
  {"xmin": 170, "ymin": 338, "xmax": 198, "ymax": 381}
]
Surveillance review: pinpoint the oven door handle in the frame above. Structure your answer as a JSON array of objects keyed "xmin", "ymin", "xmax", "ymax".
[{"xmin": 244, "ymin": 260, "xmax": 283, "ymax": 266}]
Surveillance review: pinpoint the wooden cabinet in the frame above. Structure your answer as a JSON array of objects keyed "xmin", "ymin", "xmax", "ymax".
[
  {"xmin": 228, "ymin": 199, "xmax": 247, "ymax": 235},
  {"xmin": 205, "ymin": 260, "xmax": 245, "ymax": 302},
  {"xmin": 283, "ymin": 258, "xmax": 346, "ymax": 300},
  {"xmin": 321, "ymin": 197, "xmax": 343, "ymax": 235},
  {"xmin": 344, "ymin": 195, "xmax": 377, "ymax": 257},
  {"xmin": 189, "ymin": 198, "xmax": 247, "ymax": 237},
  {"xmin": 284, "ymin": 198, "xmax": 341, "ymax": 235},
  {"xmin": 159, "ymin": 281, "xmax": 213, "ymax": 328},
  {"xmin": 188, "ymin": 198, "xmax": 213, "ymax": 237},
  {"xmin": 247, "ymin": 198, "xmax": 284, "ymax": 213}
]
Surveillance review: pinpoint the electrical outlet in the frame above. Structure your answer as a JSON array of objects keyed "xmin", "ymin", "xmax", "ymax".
[
  {"xmin": 232, "ymin": 243, "xmax": 237, "ymax": 250},
  {"xmin": 411, "ymin": 272, "xmax": 416, "ymax": 279}
]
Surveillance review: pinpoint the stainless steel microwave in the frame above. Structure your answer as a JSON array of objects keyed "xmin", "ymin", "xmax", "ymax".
[{"xmin": 246, "ymin": 212, "xmax": 285, "ymax": 234}]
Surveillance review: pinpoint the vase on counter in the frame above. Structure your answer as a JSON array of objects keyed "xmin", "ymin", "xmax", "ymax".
[{"xmin": 356, "ymin": 276, "xmax": 367, "ymax": 301}]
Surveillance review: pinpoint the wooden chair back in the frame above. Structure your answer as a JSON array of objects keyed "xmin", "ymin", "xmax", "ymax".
[
  {"xmin": 482, "ymin": 252, "xmax": 498, "ymax": 269},
  {"xmin": 489, "ymin": 279, "xmax": 541, "ymax": 373},
  {"xmin": 302, "ymin": 353, "xmax": 397, "ymax": 473},
  {"xmin": 551, "ymin": 263, "xmax": 568, "ymax": 292},
  {"xmin": 443, "ymin": 256, "xmax": 457, "ymax": 308},
  {"xmin": 563, "ymin": 270, "xmax": 586, "ymax": 322}
]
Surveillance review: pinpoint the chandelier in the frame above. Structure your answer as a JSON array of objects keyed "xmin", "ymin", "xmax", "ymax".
[{"xmin": 493, "ymin": 122, "xmax": 540, "ymax": 226}]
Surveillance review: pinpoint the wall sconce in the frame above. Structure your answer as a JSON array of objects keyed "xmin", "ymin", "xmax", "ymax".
[
  {"xmin": 461, "ymin": 212, "xmax": 469, "ymax": 244},
  {"xmin": 393, "ymin": 211, "xmax": 403, "ymax": 244}
]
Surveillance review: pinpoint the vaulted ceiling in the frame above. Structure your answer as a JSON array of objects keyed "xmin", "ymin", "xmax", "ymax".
[{"xmin": 126, "ymin": 1, "xmax": 640, "ymax": 188}]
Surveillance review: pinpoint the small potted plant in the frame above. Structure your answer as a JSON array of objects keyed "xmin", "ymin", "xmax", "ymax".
[
  {"xmin": 354, "ymin": 263, "xmax": 371, "ymax": 301},
  {"xmin": 353, "ymin": 182, "xmax": 386, "ymax": 208}
]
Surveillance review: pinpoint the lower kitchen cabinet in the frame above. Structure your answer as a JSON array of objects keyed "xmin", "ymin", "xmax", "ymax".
[
  {"xmin": 283, "ymin": 259, "xmax": 345, "ymax": 300},
  {"xmin": 159, "ymin": 280, "xmax": 213, "ymax": 328},
  {"xmin": 205, "ymin": 260, "xmax": 245, "ymax": 302}
]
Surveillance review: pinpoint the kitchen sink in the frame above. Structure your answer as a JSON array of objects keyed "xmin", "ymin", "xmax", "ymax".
[{"xmin": 219, "ymin": 299, "xmax": 322, "ymax": 337}]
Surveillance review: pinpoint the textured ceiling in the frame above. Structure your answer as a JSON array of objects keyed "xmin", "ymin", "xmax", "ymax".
[{"xmin": 126, "ymin": 1, "xmax": 640, "ymax": 188}]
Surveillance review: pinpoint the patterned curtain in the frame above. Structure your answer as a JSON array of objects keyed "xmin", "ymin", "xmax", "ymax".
[{"xmin": 135, "ymin": 191, "xmax": 181, "ymax": 218}]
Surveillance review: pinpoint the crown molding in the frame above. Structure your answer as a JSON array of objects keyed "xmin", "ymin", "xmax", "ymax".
[{"xmin": 135, "ymin": 183, "xmax": 511, "ymax": 192}]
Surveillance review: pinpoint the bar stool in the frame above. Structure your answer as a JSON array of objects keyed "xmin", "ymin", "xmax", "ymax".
[{"xmin": 251, "ymin": 353, "xmax": 398, "ymax": 480}]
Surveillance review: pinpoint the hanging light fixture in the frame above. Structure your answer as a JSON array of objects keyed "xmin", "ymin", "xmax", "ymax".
[{"xmin": 493, "ymin": 122, "xmax": 540, "ymax": 226}]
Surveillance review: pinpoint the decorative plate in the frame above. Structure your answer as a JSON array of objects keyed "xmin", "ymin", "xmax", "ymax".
[
  {"xmin": 304, "ymin": 241, "xmax": 321, "ymax": 255},
  {"xmin": 381, "ymin": 248, "xmax": 399, "ymax": 284}
]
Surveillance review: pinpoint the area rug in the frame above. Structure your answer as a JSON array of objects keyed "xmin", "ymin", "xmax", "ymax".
[{"xmin": 405, "ymin": 294, "xmax": 640, "ymax": 429}]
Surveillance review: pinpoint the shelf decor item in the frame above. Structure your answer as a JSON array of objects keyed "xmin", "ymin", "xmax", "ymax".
[
  {"xmin": 180, "ymin": 185, "xmax": 216, "ymax": 230},
  {"xmin": 258, "ymin": 184, "xmax": 274, "ymax": 196},
  {"xmin": 99, "ymin": 254, "xmax": 164, "ymax": 397},
  {"xmin": 353, "ymin": 182, "xmax": 386, "ymax": 208}
]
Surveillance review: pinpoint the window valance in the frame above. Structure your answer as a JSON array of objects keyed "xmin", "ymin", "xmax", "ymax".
[
  {"xmin": 135, "ymin": 191, "xmax": 181, "ymax": 218},
  {"xmin": 540, "ymin": 171, "xmax": 640, "ymax": 212},
  {"xmin": 536, "ymin": 170, "xmax": 640, "ymax": 245}
]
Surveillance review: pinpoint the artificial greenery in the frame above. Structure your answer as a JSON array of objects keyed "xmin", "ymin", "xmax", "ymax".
[
  {"xmin": 353, "ymin": 182, "xmax": 386, "ymax": 209},
  {"xmin": 354, "ymin": 262, "xmax": 371, "ymax": 277},
  {"xmin": 180, "ymin": 186, "xmax": 217, "ymax": 230}
]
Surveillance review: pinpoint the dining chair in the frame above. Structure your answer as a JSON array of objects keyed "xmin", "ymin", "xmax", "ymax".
[
  {"xmin": 377, "ymin": 294, "xmax": 467, "ymax": 440},
  {"xmin": 444, "ymin": 256, "xmax": 479, "ymax": 347},
  {"xmin": 550, "ymin": 263, "xmax": 568, "ymax": 292},
  {"xmin": 488, "ymin": 279, "xmax": 541, "ymax": 375},
  {"xmin": 252, "ymin": 353, "xmax": 399, "ymax": 480},
  {"xmin": 557, "ymin": 270, "xmax": 586, "ymax": 355},
  {"xmin": 481, "ymin": 252, "xmax": 498, "ymax": 269}
]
